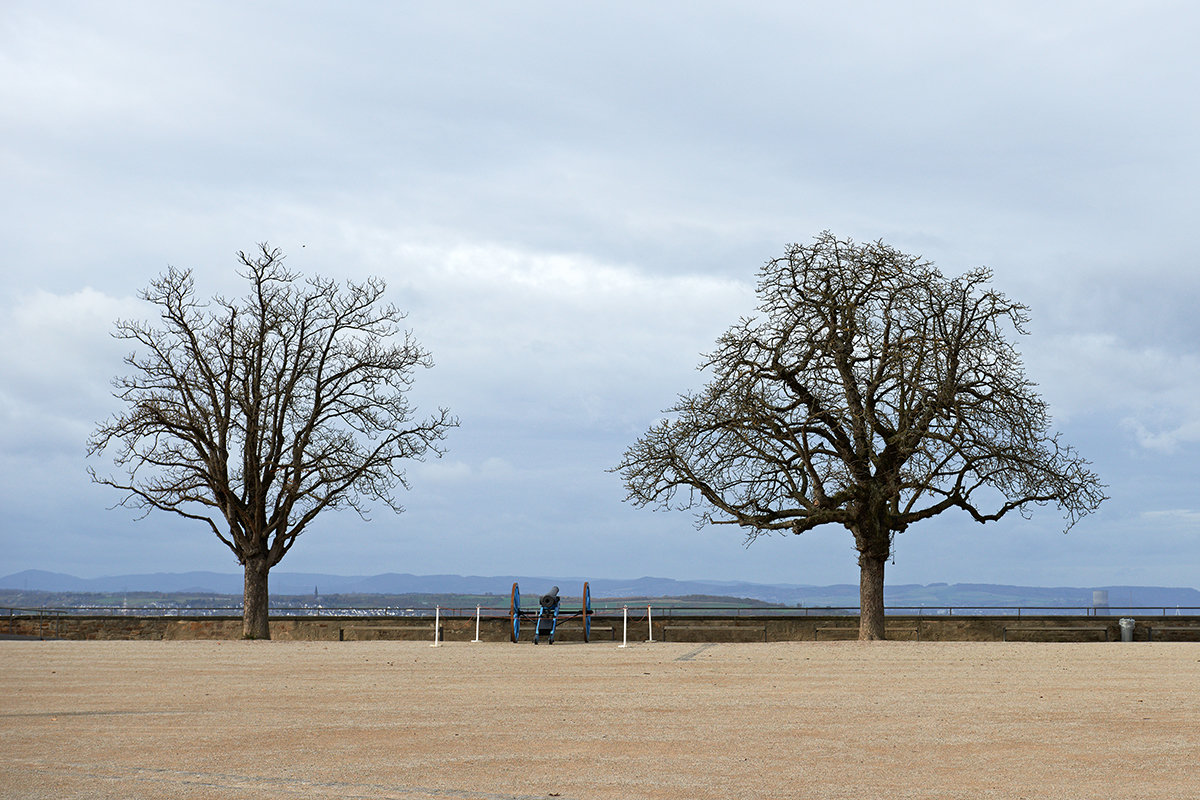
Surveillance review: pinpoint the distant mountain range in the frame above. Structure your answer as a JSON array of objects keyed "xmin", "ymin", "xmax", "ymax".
[{"xmin": 3, "ymin": 569, "xmax": 1199, "ymax": 608}]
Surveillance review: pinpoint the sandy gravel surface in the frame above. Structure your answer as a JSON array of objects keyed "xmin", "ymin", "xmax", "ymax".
[{"xmin": 2, "ymin": 639, "xmax": 1198, "ymax": 799}]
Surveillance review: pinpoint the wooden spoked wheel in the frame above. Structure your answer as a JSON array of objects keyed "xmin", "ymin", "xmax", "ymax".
[
  {"xmin": 582, "ymin": 581, "xmax": 591, "ymax": 643},
  {"xmin": 510, "ymin": 582, "xmax": 520, "ymax": 643}
]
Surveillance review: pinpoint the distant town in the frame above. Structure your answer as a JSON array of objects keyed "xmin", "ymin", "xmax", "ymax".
[{"xmin": 4, "ymin": 570, "xmax": 1199, "ymax": 617}]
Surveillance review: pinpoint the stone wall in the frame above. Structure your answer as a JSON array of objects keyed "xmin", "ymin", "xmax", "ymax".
[{"xmin": 6, "ymin": 611, "xmax": 1198, "ymax": 642}]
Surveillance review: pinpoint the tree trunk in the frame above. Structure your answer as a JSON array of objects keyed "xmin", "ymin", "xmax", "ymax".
[
  {"xmin": 242, "ymin": 559, "xmax": 271, "ymax": 639},
  {"xmin": 858, "ymin": 550, "xmax": 887, "ymax": 640}
]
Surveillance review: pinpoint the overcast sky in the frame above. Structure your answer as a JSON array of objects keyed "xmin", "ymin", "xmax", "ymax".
[{"xmin": 3, "ymin": 2, "xmax": 1199, "ymax": 589}]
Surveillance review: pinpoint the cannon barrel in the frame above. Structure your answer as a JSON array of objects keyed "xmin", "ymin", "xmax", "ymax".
[{"xmin": 539, "ymin": 586, "xmax": 560, "ymax": 609}]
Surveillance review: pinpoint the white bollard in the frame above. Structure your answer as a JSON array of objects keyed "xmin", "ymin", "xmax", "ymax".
[
  {"xmin": 647, "ymin": 604, "xmax": 654, "ymax": 642},
  {"xmin": 472, "ymin": 605, "xmax": 482, "ymax": 643},
  {"xmin": 431, "ymin": 605, "xmax": 441, "ymax": 647},
  {"xmin": 619, "ymin": 605, "xmax": 629, "ymax": 648}
]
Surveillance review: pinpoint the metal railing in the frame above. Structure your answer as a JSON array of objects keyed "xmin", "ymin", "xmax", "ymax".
[
  {"xmin": 3, "ymin": 607, "xmax": 69, "ymax": 638},
  {"xmin": 10, "ymin": 604, "xmax": 1200, "ymax": 619},
  {"xmin": 585, "ymin": 605, "xmax": 1200, "ymax": 619}
]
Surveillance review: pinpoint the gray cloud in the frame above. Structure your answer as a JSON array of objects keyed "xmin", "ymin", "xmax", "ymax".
[{"xmin": 3, "ymin": 1, "xmax": 1199, "ymax": 586}]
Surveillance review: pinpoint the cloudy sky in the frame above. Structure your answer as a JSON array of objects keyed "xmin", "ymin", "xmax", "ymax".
[{"xmin": 3, "ymin": 2, "xmax": 1199, "ymax": 589}]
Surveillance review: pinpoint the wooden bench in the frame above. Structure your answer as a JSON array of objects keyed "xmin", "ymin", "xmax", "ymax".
[
  {"xmin": 663, "ymin": 625, "xmax": 766, "ymax": 643},
  {"xmin": 1146, "ymin": 626, "xmax": 1200, "ymax": 642},
  {"xmin": 549, "ymin": 625, "xmax": 615, "ymax": 642},
  {"xmin": 1002, "ymin": 626, "xmax": 1109, "ymax": 642},
  {"xmin": 814, "ymin": 626, "xmax": 920, "ymax": 641}
]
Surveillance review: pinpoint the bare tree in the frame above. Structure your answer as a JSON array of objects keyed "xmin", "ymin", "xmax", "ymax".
[
  {"xmin": 616, "ymin": 233, "xmax": 1105, "ymax": 639},
  {"xmin": 88, "ymin": 245, "xmax": 457, "ymax": 638}
]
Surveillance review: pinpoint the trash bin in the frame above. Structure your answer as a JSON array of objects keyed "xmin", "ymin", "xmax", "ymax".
[{"xmin": 1118, "ymin": 618, "xmax": 1135, "ymax": 642}]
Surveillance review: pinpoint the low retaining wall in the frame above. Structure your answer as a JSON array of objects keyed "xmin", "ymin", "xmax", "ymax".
[{"xmin": 6, "ymin": 612, "xmax": 1199, "ymax": 642}]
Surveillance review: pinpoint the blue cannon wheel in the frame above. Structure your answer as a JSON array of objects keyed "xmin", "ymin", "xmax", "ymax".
[
  {"xmin": 510, "ymin": 582, "xmax": 520, "ymax": 643},
  {"xmin": 583, "ymin": 581, "xmax": 591, "ymax": 643}
]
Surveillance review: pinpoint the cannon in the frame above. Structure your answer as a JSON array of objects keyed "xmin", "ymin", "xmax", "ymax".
[{"xmin": 509, "ymin": 582, "xmax": 592, "ymax": 644}]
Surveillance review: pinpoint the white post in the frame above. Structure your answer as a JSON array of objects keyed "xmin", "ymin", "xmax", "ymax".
[
  {"xmin": 619, "ymin": 605, "xmax": 629, "ymax": 648},
  {"xmin": 472, "ymin": 605, "xmax": 482, "ymax": 642},
  {"xmin": 430, "ymin": 605, "xmax": 441, "ymax": 647},
  {"xmin": 647, "ymin": 604, "xmax": 654, "ymax": 642}
]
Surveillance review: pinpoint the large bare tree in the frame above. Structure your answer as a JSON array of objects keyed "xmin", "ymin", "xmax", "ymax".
[
  {"xmin": 617, "ymin": 233, "xmax": 1105, "ymax": 639},
  {"xmin": 88, "ymin": 245, "xmax": 457, "ymax": 638}
]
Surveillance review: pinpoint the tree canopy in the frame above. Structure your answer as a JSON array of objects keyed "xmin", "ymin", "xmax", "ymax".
[
  {"xmin": 617, "ymin": 233, "xmax": 1105, "ymax": 638},
  {"xmin": 88, "ymin": 245, "xmax": 457, "ymax": 637}
]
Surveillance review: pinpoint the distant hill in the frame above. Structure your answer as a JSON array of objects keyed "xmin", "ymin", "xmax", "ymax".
[{"xmin": 3, "ymin": 569, "xmax": 1198, "ymax": 609}]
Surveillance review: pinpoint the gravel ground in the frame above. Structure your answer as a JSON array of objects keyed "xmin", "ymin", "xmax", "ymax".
[{"xmin": 1, "ymin": 639, "xmax": 1198, "ymax": 799}]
